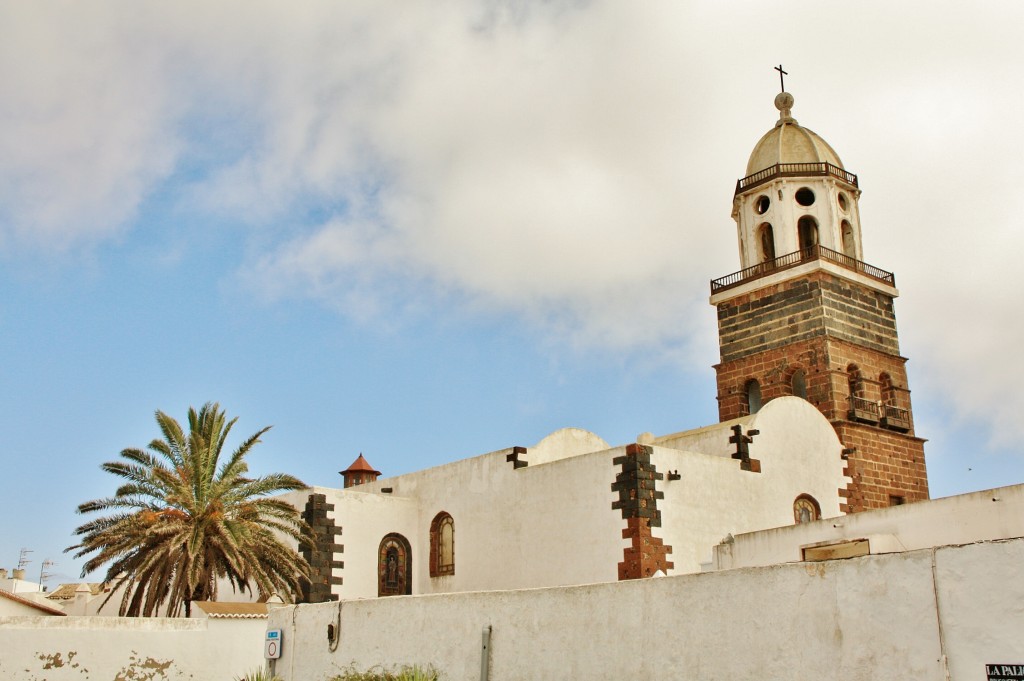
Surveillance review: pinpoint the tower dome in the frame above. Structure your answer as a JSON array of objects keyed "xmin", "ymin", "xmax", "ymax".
[
  {"xmin": 745, "ymin": 93, "xmax": 844, "ymax": 175},
  {"xmin": 728, "ymin": 90, "xmax": 864, "ymax": 273}
]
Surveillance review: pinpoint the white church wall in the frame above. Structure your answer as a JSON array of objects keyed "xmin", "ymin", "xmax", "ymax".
[
  {"xmin": 281, "ymin": 398, "xmax": 849, "ymax": 600},
  {"xmin": 0, "ymin": 615, "xmax": 265, "ymax": 680},
  {"xmin": 712, "ymin": 482, "xmax": 1024, "ymax": 571},
  {"xmin": 481, "ymin": 445, "xmax": 624, "ymax": 588},
  {"xmin": 527, "ymin": 426, "xmax": 611, "ymax": 465},
  {"xmin": 654, "ymin": 398, "xmax": 847, "ymax": 572},
  {"xmin": 268, "ymin": 538, "xmax": 1024, "ymax": 681},
  {"xmin": 309, "ymin": 487, "xmax": 420, "ymax": 599},
  {"xmin": 322, "ymin": 443, "xmax": 627, "ymax": 597}
]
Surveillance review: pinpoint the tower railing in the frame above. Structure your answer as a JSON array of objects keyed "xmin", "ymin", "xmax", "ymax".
[
  {"xmin": 710, "ymin": 245, "xmax": 895, "ymax": 294},
  {"xmin": 848, "ymin": 396, "xmax": 880, "ymax": 424},
  {"xmin": 735, "ymin": 162, "xmax": 858, "ymax": 195},
  {"xmin": 880, "ymin": 404, "xmax": 911, "ymax": 432}
]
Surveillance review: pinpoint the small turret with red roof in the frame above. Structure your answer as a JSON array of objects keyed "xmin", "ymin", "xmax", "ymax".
[{"xmin": 339, "ymin": 453, "xmax": 381, "ymax": 488}]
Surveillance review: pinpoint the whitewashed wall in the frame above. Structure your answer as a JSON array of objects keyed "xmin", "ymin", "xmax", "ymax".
[
  {"xmin": 655, "ymin": 397, "xmax": 846, "ymax": 571},
  {"xmin": 0, "ymin": 616, "xmax": 266, "ymax": 680},
  {"xmin": 269, "ymin": 537, "xmax": 1024, "ymax": 681},
  {"xmin": 290, "ymin": 397, "xmax": 847, "ymax": 599},
  {"xmin": 712, "ymin": 482, "xmax": 1024, "ymax": 570}
]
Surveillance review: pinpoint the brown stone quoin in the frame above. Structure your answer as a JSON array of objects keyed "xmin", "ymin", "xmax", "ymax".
[{"xmin": 611, "ymin": 443, "xmax": 674, "ymax": 579}]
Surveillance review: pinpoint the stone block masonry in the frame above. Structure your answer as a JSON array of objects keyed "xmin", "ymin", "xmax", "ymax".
[
  {"xmin": 837, "ymin": 423, "xmax": 928, "ymax": 513},
  {"xmin": 611, "ymin": 443, "xmax": 674, "ymax": 579},
  {"xmin": 715, "ymin": 338, "xmax": 914, "ymax": 425},
  {"xmin": 717, "ymin": 270, "xmax": 900, "ymax": 364},
  {"xmin": 301, "ymin": 493, "xmax": 343, "ymax": 603},
  {"xmin": 714, "ymin": 268, "xmax": 928, "ymax": 512}
]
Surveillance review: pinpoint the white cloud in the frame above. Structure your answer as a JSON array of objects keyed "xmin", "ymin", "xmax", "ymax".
[
  {"xmin": 3, "ymin": 0, "xmax": 1024, "ymax": 453},
  {"xmin": 0, "ymin": 3, "xmax": 182, "ymax": 249}
]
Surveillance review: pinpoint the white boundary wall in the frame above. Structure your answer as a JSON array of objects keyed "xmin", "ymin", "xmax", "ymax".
[
  {"xmin": 269, "ymin": 537, "xmax": 1024, "ymax": 681},
  {"xmin": 711, "ymin": 482, "xmax": 1024, "ymax": 570},
  {"xmin": 0, "ymin": 616, "xmax": 266, "ymax": 680}
]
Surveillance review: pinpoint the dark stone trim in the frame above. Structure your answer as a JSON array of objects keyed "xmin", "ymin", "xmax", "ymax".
[
  {"xmin": 611, "ymin": 444, "xmax": 674, "ymax": 579},
  {"xmin": 300, "ymin": 493, "xmax": 342, "ymax": 603},
  {"xmin": 506, "ymin": 446, "xmax": 528, "ymax": 469}
]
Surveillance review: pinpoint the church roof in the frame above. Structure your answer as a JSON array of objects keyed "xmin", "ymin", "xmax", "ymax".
[
  {"xmin": 341, "ymin": 453, "xmax": 381, "ymax": 476},
  {"xmin": 745, "ymin": 92, "xmax": 844, "ymax": 175}
]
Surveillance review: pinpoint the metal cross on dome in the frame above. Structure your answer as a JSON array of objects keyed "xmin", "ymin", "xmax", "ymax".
[{"xmin": 774, "ymin": 64, "xmax": 788, "ymax": 93}]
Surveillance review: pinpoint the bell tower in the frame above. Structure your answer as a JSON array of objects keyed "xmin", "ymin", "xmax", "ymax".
[{"xmin": 710, "ymin": 90, "xmax": 928, "ymax": 512}]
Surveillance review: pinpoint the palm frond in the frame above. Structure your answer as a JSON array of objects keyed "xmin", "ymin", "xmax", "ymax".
[{"xmin": 70, "ymin": 403, "xmax": 310, "ymax": 616}]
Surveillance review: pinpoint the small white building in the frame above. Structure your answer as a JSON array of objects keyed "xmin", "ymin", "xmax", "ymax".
[{"xmin": 0, "ymin": 589, "xmax": 66, "ymax": 617}]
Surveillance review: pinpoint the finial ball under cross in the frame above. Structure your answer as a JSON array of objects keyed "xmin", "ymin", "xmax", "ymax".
[{"xmin": 775, "ymin": 64, "xmax": 788, "ymax": 93}]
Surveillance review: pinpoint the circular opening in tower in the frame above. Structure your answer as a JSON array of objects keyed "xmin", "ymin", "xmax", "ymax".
[
  {"xmin": 755, "ymin": 195, "xmax": 770, "ymax": 215},
  {"xmin": 795, "ymin": 187, "xmax": 815, "ymax": 207},
  {"xmin": 837, "ymin": 192, "xmax": 849, "ymax": 212}
]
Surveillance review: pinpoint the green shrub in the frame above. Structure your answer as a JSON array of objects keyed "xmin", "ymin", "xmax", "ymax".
[
  {"xmin": 234, "ymin": 668, "xmax": 282, "ymax": 681},
  {"xmin": 329, "ymin": 665, "xmax": 439, "ymax": 681}
]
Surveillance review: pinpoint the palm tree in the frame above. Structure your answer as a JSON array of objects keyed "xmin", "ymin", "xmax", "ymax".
[{"xmin": 67, "ymin": 402, "xmax": 310, "ymax": 617}]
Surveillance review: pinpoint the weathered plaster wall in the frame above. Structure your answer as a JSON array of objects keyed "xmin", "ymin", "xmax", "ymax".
[
  {"xmin": 268, "ymin": 538, "xmax": 1024, "ymax": 681},
  {"xmin": 0, "ymin": 616, "xmax": 266, "ymax": 680}
]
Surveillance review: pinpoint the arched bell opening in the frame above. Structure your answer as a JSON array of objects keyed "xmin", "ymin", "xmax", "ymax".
[
  {"xmin": 758, "ymin": 223, "xmax": 776, "ymax": 263},
  {"xmin": 798, "ymin": 216, "xmax": 819, "ymax": 253},
  {"xmin": 841, "ymin": 220, "xmax": 856, "ymax": 258}
]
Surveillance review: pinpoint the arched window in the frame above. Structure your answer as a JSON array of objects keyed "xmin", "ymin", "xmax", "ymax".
[
  {"xmin": 745, "ymin": 379, "xmax": 762, "ymax": 414},
  {"xmin": 847, "ymin": 363, "xmax": 877, "ymax": 423},
  {"xmin": 879, "ymin": 372, "xmax": 895, "ymax": 407},
  {"xmin": 758, "ymin": 223, "xmax": 776, "ymax": 263},
  {"xmin": 429, "ymin": 512, "xmax": 454, "ymax": 577},
  {"xmin": 793, "ymin": 494, "xmax": 821, "ymax": 524},
  {"xmin": 791, "ymin": 368, "xmax": 808, "ymax": 400},
  {"xmin": 798, "ymin": 216, "xmax": 819, "ymax": 253},
  {"xmin": 847, "ymin": 364, "xmax": 863, "ymax": 399},
  {"xmin": 378, "ymin": 533, "xmax": 412, "ymax": 597},
  {"xmin": 841, "ymin": 220, "xmax": 855, "ymax": 258}
]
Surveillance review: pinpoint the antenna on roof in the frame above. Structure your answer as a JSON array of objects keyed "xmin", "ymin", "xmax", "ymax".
[
  {"xmin": 17, "ymin": 547, "xmax": 33, "ymax": 570},
  {"xmin": 39, "ymin": 559, "xmax": 55, "ymax": 592}
]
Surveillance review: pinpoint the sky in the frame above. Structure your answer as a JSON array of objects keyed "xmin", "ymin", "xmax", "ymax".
[{"xmin": 2, "ymin": 0, "xmax": 1023, "ymax": 587}]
